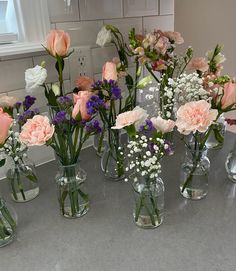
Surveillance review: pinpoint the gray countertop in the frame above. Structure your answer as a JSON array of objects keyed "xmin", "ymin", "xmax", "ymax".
[{"xmin": 0, "ymin": 133, "xmax": 236, "ymax": 271}]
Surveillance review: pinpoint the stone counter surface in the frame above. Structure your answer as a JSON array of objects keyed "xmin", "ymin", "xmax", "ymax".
[{"xmin": 0, "ymin": 133, "xmax": 235, "ymax": 271}]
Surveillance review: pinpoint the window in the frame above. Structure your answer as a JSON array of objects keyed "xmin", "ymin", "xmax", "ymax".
[{"xmin": 0, "ymin": 0, "xmax": 18, "ymax": 43}]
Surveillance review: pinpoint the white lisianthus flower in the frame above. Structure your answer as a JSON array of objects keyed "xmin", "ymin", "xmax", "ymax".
[
  {"xmin": 96, "ymin": 26, "xmax": 112, "ymax": 47},
  {"xmin": 25, "ymin": 65, "xmax": 47, "ymax": 91},
  {"xmin": 52, "ymin": 83, "xmax": 60, "ymax": 96}
]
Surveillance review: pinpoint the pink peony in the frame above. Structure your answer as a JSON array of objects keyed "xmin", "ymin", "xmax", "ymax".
[
  {"xmin": 176, "ymin": 100, "xmax": 218, "ymax": 135},
  {"xmin": 164, "ymin": 31, "xmax": 184, "ymax": 44},
  {"xmin": 0, "ymin": 111, "xmax": 13, "ymax": 144},
  {"xmin": 102, "ymin": 62, "xmax": 118, "ymax": 81},
  {"xmin": 221, "ymin": 82, "xmax": 236, "ymax": 110},
  {"xmin": 72, "ymin": 91, "xmax": 93, "ymax": 121},
  {"xmin": 46, "ymin": 29, "xmax": 70, "ymax": 57},
  {"xmin": 188, "ymin": 57, "xmax": 209, "ymax": 72},
  {"xmin": 75, "ymin": 76, "xmax": 94, "ymax": 91},
  {"xmin": 0, "ymin": 96, "xmax": 18, "ymax": 108},
  {"xmin": 19, "ymin": 115, "xmax": 54, "ymax": 146},
  {"xmin": 112, "ymin": 106, "xmax": 148, "ymax": 129},
  {"xmin": 151, "ymin": 116, "xmax": 175, "ymax": 133}
]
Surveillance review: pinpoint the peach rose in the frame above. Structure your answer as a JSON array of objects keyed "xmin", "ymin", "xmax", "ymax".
[
  {"xmin": 221, "ymin": 82, "xmax": 236, "ymax": 110},
  {"xmin": 188, "ymin": 57, "xmax": 209, "ymax": 72},
  {"xmin": 46, "ymin": 29, "xmax": 70, "ymax": 57},
  {"xmin": 0, "ymin": 96, "xmax": 18, "ymax": 108},
  {"xmin": 151, "ymin": 116, "xmax": 175, "ymax": 133},
  {"xmin": 72, "ymin": 91, "xmax": 93, "ymax": 121},
  {"xmin": 164, "ymin": 31, "xmax": 184, "ymax": 44},
  {"xmin": 176, "ymin": 100, "xmax": 218, "ymax": 135},
  {"xmin": 102, "ymin": 62, "xmax": 118, "ymax": 81},
  {"xmin": 112, "ymin": 106, "xmax": 148, "ymax": 129},
  {"xmin": 0, "ymin": 112, "xmax": 13, "ymax": 144},
  {"xmin": 19, "ymin": 115, "xmax": 54, "ymax": 146},
  {"xmin": 75, "ymin": 76, "xmax": 94, "ymax": 91}
]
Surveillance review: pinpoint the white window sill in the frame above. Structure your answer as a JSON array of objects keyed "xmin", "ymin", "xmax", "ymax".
[{"xmin": 0, "ymin": 42, "xmax": 46, "ymax": 60}]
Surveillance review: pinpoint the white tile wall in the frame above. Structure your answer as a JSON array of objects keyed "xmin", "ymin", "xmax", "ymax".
[
  {"xmin": 160, "ymin": 0, "xmax": 175, "ymax": 15},
  {"xmin": 79, "ymin": 0, "xmax": 123, "ymax": 20},
  {"xmin": 124, "ymin": 0, "xmax": 159, "ymax": 17},
  {"xmin": 0, "ymin": 0, "xmax": 174, "ymax": 175}
]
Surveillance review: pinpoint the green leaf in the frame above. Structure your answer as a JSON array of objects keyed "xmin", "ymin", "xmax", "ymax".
[
  {"xmin": 0, "ymin": 159, "xmax": 6, "ymax": 167},
  {"xmin": 136, "ymin": 75, "xmax": 153, "ymax": 89},
  {"xmin": 125, "ymin": 74, "xmax": 134, "ymax": 91},
  {"xmin": 26, "ymin": 173, "xmax": 38, "ymax": 183}
]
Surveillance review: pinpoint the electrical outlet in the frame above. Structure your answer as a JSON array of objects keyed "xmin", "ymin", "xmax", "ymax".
[{"xmin": 68, "ymin": 46, "xmax": 93, "ymax": 88}]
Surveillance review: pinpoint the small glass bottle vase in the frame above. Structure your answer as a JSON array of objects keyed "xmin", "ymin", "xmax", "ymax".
[
  {"xmin": 7, "ymin": 150, "xmax": 39, "ymax": 202},
  {"xmin": 133, "ymin": 177, "xmax": 164, "ymax": 229},
  {"xmin": 180, "ymin": 145, "xmax": 210, "ymax": 200},
  {"xmin": 225, "ymin": 140, "xmax": 236, "ymax": 183},
  {"xmin": 101, "ymin": 129, "xmax": 124, "ymax": 181},
  {"xmin": 206, "ymin": 114, "xmax": 226, "ymax": 150},
  {"xmin": 93, "ymin": 129, "xmax": 107, "ymax": 157},
  {"xmin": 56, "ymin": 163, "xmax": 89, "ymax": 218},
  {"xmin": 0, "ymin": 197, "xmax": 17, "ymax": 247}
]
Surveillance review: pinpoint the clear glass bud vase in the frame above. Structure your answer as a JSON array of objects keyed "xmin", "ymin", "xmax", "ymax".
[
  {"xmin": 133, "ymin": 176, "xmax": 164, "ymax": 229},
  {"xmin": 206, "ymin": 114, "xmax": 226, "ymax": 149},
  {"xmin": 225, "ymin": 140, "xmax": 236, "ymax": 183},
  {"xmin": 93, "ymin": 129, "xmax": 107, "ymax": 157},
  {"xmin": 0, "ymin": 197, "xmax": 17, "ymax": 247},
  {"xmin": 101, "ymin": 129, "xmax": 124, "ymax": 180},
  {"xmin": 180, "ymin": 144, "xmax": 210, "ymax": 200},
  {"xmin": 6, "ymin": 149, "xmax": 39, "ymax": 202},
  {"xmin": 56, "ymin": 163, "xmax": 89, "ymax": 218}
]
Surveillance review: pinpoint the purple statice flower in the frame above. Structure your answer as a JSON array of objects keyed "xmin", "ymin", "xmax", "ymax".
[
  {"xmin": 18, "ymin": 108, "xmax": 39, "ymax": 126},
  {"xmin": 91, "ymin": 80, "xmax": 103, "ymax": 90},
  {"xmin": 15, "ymin": 101, "xmax": 22, "ymax": 111},
  {"xmin": 163, "ymin": 140, "xmax": 174, "ymax": 156},
  {"xmin": 57, "ymin": 96, "xmax": 73, "ymax": 108},
  {"xmin": 86, "ymin": 95, "xmax": 106, "ymax": 115},
  {"xmin": 23, "ymin": 95, "xmax": 36, "ymax": 110},
  {"xmin": 85, "ymin": 119, "xmax": 102, "ymax": 134},
  {"xmin": 52, "ymin": 111, "xmax": 67, "ymax": 125},
  {"xmin": 108, "ymin": 80, "xmax": 122, "ymax": 100},
  {"xmin": 139, "ymin": 119, "xmax": 154, "ymax": 133}
]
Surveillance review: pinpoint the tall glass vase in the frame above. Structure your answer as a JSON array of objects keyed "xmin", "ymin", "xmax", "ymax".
[
  {"xmin": 206, "ymin": 114, "xmax": 226, "ymax": 150},
  {"xmin": 101, "ymin": 129, "xmax": 124, "ymax": 180},
  {"xmin": 56, "ymin": 163, "xmax": 89, "ymax": 218},
  {"xmin": 6, "ymin": 149, "xmax": 39, "ymax": 202},
  {"xmin": 225, "ymin": 140, "xmax": 236, "ymax": 183},
  {"xmin": 0, "ymin": 197, "xmax": 17, "ymax": 247},
  {"xmin": 133, "ymin": 176, "xmax": 164, "ymax": 229},
  {"xmin": 180, "ymin": 143, "xmax": 210, "ymax": 200}
]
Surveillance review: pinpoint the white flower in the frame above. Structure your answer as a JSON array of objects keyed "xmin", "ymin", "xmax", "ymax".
[
  {"xmin": 25, "ymin": 65, "xmax": 47, "ymax": 91},
  {"xmin": 52, "ymin": 83, "xmax": 60, "ymax": 96},
  {"xmin": 96, "ymin": 26, "xmax": 112, "ymax": 47}
]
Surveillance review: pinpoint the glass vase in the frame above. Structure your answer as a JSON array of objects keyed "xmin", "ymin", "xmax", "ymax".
[
  {"xmin": 0, "ymin": 197, "xmax": 17, "ymax": 247},
  {"xmin": 56, "ymin": 163, "xmax": 89, "ymax": 218},
  {"xmin": 180, "ymin": 144, "xmax": 210, "ymax": 200},
  {"xmin": 101, "ymin": 129, "xmax": 124, "ymax": 180},
  {"xmin": 225, "ymin": 141, "xmax": 236, "ymax": 183},
  {"xmin": 133, "ymin": 176, "xmax": 164, "ymax": 229},
  {"xmin": 93, "ymin": 129, "xmax": 107, "ymax": 157},
  {"xmin": 6, "ymin": 149, "xmax": 39, "ymax": 203},
  {"xmin": 206, "ymin": 114, "xmax": 226, "ymax": 149}
]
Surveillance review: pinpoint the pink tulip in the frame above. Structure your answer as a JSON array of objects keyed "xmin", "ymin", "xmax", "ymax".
[
  {"xmin": 19, "ymin": 115, "xmax": 54, "ymax": 146},
  {"xmin": 102, "ymin": 62, "xmax": 118, "ymax": 81},
  {"xmin": 75, "ymin": 76, "xmax": 94, "ymax": 91},
  {"xmin": 0, "ymin": 111, "xmax": 13, "ymax": 144},
  {"xmin": 72, "ymin": 91, "xmax": 93, "ymax": 121},
  {"xmin": 46, "ymin": 29, "xmax": 70, "ymax": 57},
  {"xmin": 221, "ymin": 82, "xmax": 236, "ymax": 110}
]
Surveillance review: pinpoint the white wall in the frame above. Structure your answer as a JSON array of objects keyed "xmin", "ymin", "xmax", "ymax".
[{"xmin": 0, "ymin": 0, "xmax": 174, "ymax": 178}]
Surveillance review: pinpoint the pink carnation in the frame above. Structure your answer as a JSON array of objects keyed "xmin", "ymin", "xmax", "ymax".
[
  {"xmin": 188, "ymin": 57, "xmax": 209, "ymax": 72},
  {"xmin": 0, "ymin": 96, "xmax": 19, "ymax": 108},
  {"xmin": 19, "ymin": 115, "xmax": 54, "ymax": 146},
  {"xmin": 112, "ymin": 106, "xmax": 148, "ymax": 129},
  {"xmin": 151, "ymin": 116, "xmax": 175, "ymax": 133},
  {"xmin": 164, "ymin": 31, "xmax": 184, "ymax": 44},
  {"xmin": 176, "ymin": 100, "xmax": 218, "ymax": 135}
]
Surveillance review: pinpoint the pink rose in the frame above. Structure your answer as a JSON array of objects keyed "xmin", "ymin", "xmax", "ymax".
[
  {"xmin": 19, "ymin": 115, "xmax": 54, "ymax": 146},
  {"xmin": 151, "ymin": 116, "xmax": 175, "ymax": 133},
  {"xmin": 46, "ymin": 29, "xmax": 70, "ymax": 57},
  {"xmin": 164, "ymin": 31, "xmax": 184, "ymax": 44},
  {"xmin": 176, "ymin": 100, "xmax": 218, "ymax": 135},
  {"xmin": 0, "ymin": 111, "xmax": 13, "ymax": 144},
  {"xmin": 75, "ymin": 76, "xmax": 94, "ymax": 91},
  {"xmin": 188, "ymin": 57, "xmax": 209, "ymax": 72},
  {"xmin": 112, "ymin": 106, "xmax": 148, "ymax": 129},
  {"xmin": 0, "ymin": 96, "xmax": 18, "ymax": 108},
  {"xmin": 72, "ymin": 91, "xmax": 93, "ymax": 121},
  {"xmin": 221, "ymin": 82, "xmax": 236, "ymax": 110},
  {"xmin": 102, "ymin": 62, "xmax": 118, "ymax": 81}
]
